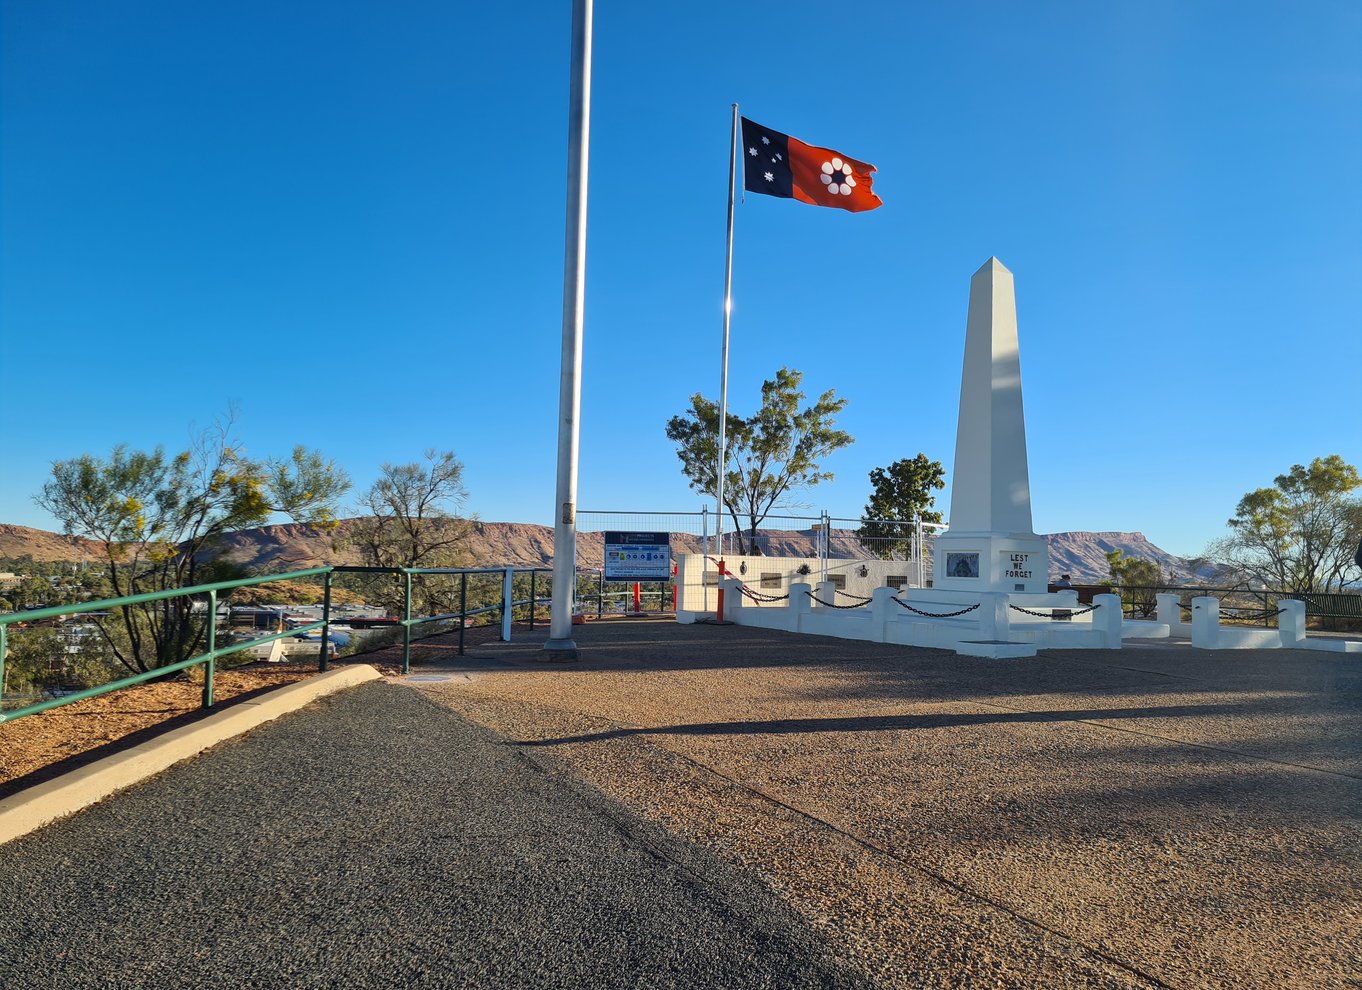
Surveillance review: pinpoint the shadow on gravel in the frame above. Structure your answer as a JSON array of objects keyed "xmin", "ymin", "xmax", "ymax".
[{"xmin": 517, "ymin": 701, "xmax": 1260, "ymax": 747}]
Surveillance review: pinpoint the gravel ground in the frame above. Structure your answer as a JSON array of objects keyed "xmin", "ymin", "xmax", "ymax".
[
  {"xmin": 405, "ymin": 618, "xmax": 1362, "ymax": 990},
  {"xmin": 0, "ymin": 680, "xmax": 869, "ymax": 990}
]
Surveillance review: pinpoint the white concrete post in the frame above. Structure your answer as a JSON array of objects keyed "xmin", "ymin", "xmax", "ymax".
[
  {"xmin": 1055, "ymin": 589, "xmax": 1079, "ymax": 607},
  {"xmin": 720, "ymin": 576, "xmax": 742, "ymax": 623},
  {"xmin": 871, "ymin": 586, "xmax": 896, "ymax": 643},
  {"xmin": 789, "ymin": 582, "xmax": 812, "ymax": 627},
  {"xmin": 1156, "ymin": 593, "xmax": 1182, "ymax": 630},
  {"xmin": 1191, "ymin": 596, "xmax": 1220, "ymax": 649},
  {"xmin": 1093, "ymin": 593, "xmax": 1124, "ymax": 648},
  {"xmin": 814, "ymin": 580, "xmax": 837, "ymax": 609},
  {"xmin": 979, "ymin": 592, "xmax": 1006, "ymax": 641},
  {"xmin": 1278, "ymin": 599, "xmax": 1306, "ymax": 647},
  {"xmin": 501, "ymin": 568, "xmax": 514, "ymax": 642}
]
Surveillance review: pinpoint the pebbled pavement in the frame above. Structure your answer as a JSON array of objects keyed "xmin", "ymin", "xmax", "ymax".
[{"xmin": 0, "ymin": 681, "xmax": 870, "ymax": 990}]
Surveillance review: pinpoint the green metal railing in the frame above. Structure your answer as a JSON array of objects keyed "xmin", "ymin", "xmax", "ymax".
[
  {"xmin": 329, "ymin": 566, "xmax": 552, "ymax": 672},
  {"xmin": 0, "ymin": 565, "xmax": 553, "ymax": 725}
]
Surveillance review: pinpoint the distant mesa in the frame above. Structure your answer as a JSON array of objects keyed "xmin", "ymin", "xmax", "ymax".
[{"xmin": 0, "ymin": 520, "xmax": 1218, "ymax": 586}]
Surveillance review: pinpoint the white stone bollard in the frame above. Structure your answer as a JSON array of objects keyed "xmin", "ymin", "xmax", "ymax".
[
  {"xmin": 789, "ymin": 582, "xmax": 812, "ymax": 633},
  {"xmin": 871, "ymin": 587, "xmax": 897, "ymax": 642},
  {"xmin": 1156, "ymin": 593, "xmax": 1183, "ymax": 631},
  {"xmin": 1278, "ymin": 599, "xmax": 1306, "ymax": 647},
  {"xmin": 1191, "ymin": 596, "xmax": 1220, "ymax": 649},
  {"xmin": 814, "ymin": 581, "xmax": 837, "ymax": 609},
  {"xmin": 1092, "ymin": 593, "xmax": 1124, "ymax": 648},
  {"xmin": 979, "ymin": 592, "xmax": 1006, "ymax": 641},
  {"xmin": 1055, "ymin": 589, "xmax": 1080, "ymax": 607}
]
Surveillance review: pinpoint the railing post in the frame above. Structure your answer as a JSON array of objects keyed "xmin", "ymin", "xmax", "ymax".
[
  {"xmin": 529, "ymin": 570, "xmax": 537, "ymax": 630},
  {"xmin": 402, "ymin": 570, "xmax": 413, "ymax": 675},
  {"xmin": 501, "ymin": 567, "xmax": 514, "ymax": 642},
  {"xmin": 319, "ymin": 570, "xmax": 333, "ymax": 672},
  {"xmin": 203, "ymin": 589, "xmax": 217, "ymax": 709},
  {"xmin": 459, "ymin": 572, "xmax": 468, "ymax": 657},
  {"xmin": 1, "ymin": 622, "xmax": 9, "ymax": 702},
  {"xmin": 597, "ymin": 570, "xmax": 604, "ymax": 619}
]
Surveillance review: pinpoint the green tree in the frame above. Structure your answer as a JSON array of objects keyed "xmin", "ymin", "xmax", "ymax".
[
  {"xmin": 4, "ymin": 575, "xmax": 56, "ymax": 612},
  {"xmin": 1206, "ymin": 455, "xmax": 1362, "ymax": 594},
  {"xmin": 856, "ymin": 455, "xmax": 945, "ymax": 559},
  {"xmin": 348, "ymin": 450, "xmax": 474, "ymax": 616},
  {"xmin": 1106, "ymin": 549, "xmax": 1164, "ymax": 617},
  {"xmin": 665, "ymin": 367, "xmax": 853, "ymax": 553},
  {"xmin": 35, "ymin": 420, "xmax": 349, "ymax": 675},
  {"xmin": 0, "ymin": 627, "xmax": 64, "ymax": 697}
]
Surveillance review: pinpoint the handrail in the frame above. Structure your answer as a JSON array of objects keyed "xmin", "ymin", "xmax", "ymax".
[
  {"xmin": 0, "ymin": 564, "xmax": 555, "ymax": 724},
  {"xmin": 0, "ymin": 567, "xmax": 332, "ymax": 627}
]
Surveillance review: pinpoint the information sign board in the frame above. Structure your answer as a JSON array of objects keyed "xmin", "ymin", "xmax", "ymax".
[{"xmin": 603, "ymin": 531, "xmax": 672, "ymax": 581}]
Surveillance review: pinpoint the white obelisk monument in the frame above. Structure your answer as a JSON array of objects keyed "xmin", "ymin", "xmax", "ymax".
[{"xmin": 932, "ymin": 258, "xmax": 1049, "ymax": 594}]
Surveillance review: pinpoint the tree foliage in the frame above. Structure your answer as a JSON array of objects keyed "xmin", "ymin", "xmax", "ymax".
[
  {"xmin": 35, "ymin": 419, "xmax": 350, "ymax": 674},
  {"xmin": 0, "ymin": 625, "xmax": 119, "ymax": 699},
  {"xmin": 856, "ymin": 455, "xmax": 945, "ymax": 559},
  {"xmin": 348, "ymin": 450, "xmax": 474, "ymax": 616},
  {"xmin": 1106, "ymin": 549, "xmax": 1163, "ymax": 617},
  {"xmin": 665, "ymin": 367, "xmax": 852, "ymax": 553},
  {"xmin": 0, "ymin": 627, "xmax": 63, "ymax": 696},
  {"xmin": 1206, "ymin": 455, "xmax": 1362, "ymax": 594}
]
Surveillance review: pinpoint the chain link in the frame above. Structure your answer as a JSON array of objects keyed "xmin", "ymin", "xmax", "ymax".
[
  {"xmin": 739, "ymin": 585, "xmax": 790, "ymax": 603},
  {"xmin": 1008, "ymin": 604, "xmax": 1102, "ymax": 619},
  {"xmin": 1210, "ymin": 606, "xmax": 1286, "ymax": 620},
  {"xmin": 890, "ymin": 597, "xmax": 981, "ymax": 618},
  {"xmin": 807, "ymin": 591, "xmax": 871, "ymax": 610},
  {"xmin": 833, "ymin": 589, "xmax": 874, "ymax": 605}
]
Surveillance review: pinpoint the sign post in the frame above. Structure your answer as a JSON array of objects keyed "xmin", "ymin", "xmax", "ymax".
[{"xmin": 603, "ymin": 531, "xmax": 671, "ymax": 615}]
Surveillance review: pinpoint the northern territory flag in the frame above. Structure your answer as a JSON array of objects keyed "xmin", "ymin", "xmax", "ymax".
[{"xmin": 741, "ymin": 117, "xmax": 882, "ymax": 213}]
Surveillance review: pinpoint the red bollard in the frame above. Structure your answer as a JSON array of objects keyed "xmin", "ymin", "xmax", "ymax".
[{"xmin": 633, "ymin": 582, "xmax": 641, "ymax": 613}]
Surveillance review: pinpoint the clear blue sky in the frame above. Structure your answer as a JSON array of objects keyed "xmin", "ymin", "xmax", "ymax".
[{"xmin": 2, "ymin": 1, "xmax": 1358, "ymax": 558}]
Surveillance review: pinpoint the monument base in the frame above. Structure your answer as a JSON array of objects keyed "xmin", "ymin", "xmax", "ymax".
[
  {"xmin": 541, "ymin": 637, "xmax": 580, "ymax": 661},
  {"xmin": 954, "ymin": 640, "xmax": 1039, "ymax": 659},
  {"xmin": 932, "ymin": 532, "xmax": 1049, "ymax": 595}
]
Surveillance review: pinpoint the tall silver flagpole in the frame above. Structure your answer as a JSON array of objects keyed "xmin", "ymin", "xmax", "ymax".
[
  {"xmin": 544, "ymin": 0, "xmax": 593, "ymax": 658},
  {"xmin": 716, "ymin": 103, "xmax": 738, "ymax": 587}
]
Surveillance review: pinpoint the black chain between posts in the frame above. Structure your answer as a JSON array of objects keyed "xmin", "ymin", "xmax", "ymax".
[
  {"xmin": 806, "ymin": 591, "xmax": 871, "ymax": 610},
  {"xmin": 1008, "ymin": 604, "xmax": 1102, "ymax": 619},
  {"xmin": 834, "ymin": 589, "xmax": 874, "ymax": 605},
  {"xmin": 739, "ymin": 585, "xmax": 790, "ymax": 603},
  {"xmin": 1211, "ymin": 606, "xmax": 1287, "ymax": 620},
  {"xmin": 890, "ymin": 597, "xmax": 981, "ymax": 618}
]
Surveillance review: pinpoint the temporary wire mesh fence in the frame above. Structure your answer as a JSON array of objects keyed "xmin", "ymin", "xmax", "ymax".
[{"xmin": 576, "ymin": 510, "xmax": 944, "ymax": 565}]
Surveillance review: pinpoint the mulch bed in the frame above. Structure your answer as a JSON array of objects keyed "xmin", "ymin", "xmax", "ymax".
[{"xmin": 0, "ymin": 622, "xmax": 516, "ymax": 799}]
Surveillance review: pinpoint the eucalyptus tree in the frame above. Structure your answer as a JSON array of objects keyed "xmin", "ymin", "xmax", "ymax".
[
  {"xmin": 37, "ymin": 420, "xmax": 349, "ymax": 674},
  {"xmin": 666, "ymin": 367, "xmax": 852, "ymax": 553}
]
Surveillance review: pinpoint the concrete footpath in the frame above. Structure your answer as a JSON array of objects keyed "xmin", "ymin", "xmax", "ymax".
[{"xmin": 0, "ymin": 681, "xmax": 870, "ymax": 990}]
